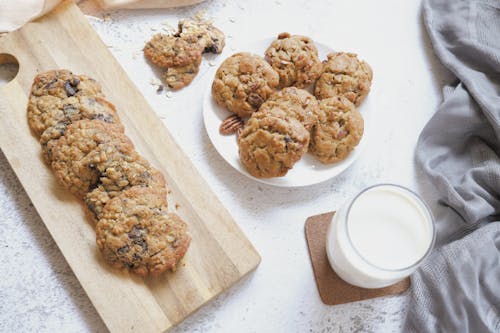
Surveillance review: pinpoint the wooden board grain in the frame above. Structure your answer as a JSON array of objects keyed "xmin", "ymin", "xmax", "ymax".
[{"xmin": 0, "ymin": 1, "xmax": 260, "ymax": 332}]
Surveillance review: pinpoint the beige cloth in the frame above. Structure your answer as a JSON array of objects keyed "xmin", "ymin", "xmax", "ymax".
[
  {"xmin": 0, "ymin": 0, "xmax": 60, "ymax": 32},
  {"xmin": 0, "ymin": 0, "xmax": 205, "ymax": 32},
  {"xmin": 95, "ymin": 0, "xmax": 204, "ymax": 9}
]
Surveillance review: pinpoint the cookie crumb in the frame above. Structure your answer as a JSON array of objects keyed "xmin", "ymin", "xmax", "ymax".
[
  {"xmin": 160, "ymin": 21, "xmax": 176, "ymax": 33},
  {"xmin": 103, "ymin": 13, "xmax": 111, "ymax": 22},
  {"xmin": 193, "ymin": 11, "xmax": 207, "ymax": 21},
  {"xmin": 175, "ymin": 203, "xmax": 180, "ymax": 210},
  {"xmin": 156, "ymin": 85, "xmax": 164, "ymax": 93},
  {"xmin": 150, "ymin": 77, "xmax": 161, "ymax": 86},
  {"xmin": 166, "ymin": 91, "xmax": 173, "ymax": 98}
]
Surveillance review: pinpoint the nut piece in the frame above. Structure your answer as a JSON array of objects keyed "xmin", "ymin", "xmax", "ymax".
[{"xmin": 219, "ymin": 114, "xmax": 244, "ymax": 135}]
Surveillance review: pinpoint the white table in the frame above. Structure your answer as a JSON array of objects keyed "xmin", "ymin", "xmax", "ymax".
[{"xmin": 0, "ymin": 0, "xmax": 453, "ymax": 332}]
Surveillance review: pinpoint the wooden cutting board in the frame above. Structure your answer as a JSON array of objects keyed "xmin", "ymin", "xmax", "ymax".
[{"xmin": 0, "ymin": 1, "xmax": 260, "ymax": 332}]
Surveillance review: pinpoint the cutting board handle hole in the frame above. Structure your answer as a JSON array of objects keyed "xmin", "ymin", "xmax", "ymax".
[{"xmin": 0, "ymin": 53, "xmax": 19, "ymax": 86}]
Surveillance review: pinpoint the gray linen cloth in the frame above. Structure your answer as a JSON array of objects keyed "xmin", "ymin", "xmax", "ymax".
[{"xmin": 404, "ymin": 0, "xmax": 500, "ymax": 331}]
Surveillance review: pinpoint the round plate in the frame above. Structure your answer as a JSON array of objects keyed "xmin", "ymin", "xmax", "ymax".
[{"xmin": 203, "ymin": 38, "xmax": 371, "ymax": 187}]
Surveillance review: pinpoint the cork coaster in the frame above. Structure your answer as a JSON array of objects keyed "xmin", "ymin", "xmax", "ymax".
[{"xmin": 305, "ymin": 212, "xmax": 410, "ymax": 305}]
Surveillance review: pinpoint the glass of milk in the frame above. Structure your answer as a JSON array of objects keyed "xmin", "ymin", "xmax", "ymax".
[{"xmin": 326, "ymin": 184, "xmax": 435, "ymax": 288}]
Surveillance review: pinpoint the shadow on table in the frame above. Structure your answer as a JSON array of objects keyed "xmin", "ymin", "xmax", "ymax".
[{"xmin": 198, "ymin": 125, "xmax": 363, "ymax": 216}]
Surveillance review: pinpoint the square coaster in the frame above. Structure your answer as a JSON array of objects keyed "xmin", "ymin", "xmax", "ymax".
[{"xmin": 305, "ymin": 212, "xmax": 410, "ymax": 305}]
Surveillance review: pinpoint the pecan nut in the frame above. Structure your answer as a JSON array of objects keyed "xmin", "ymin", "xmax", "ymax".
[{"xmin": 220, "ymin": 114, "xmax": 244, "ymax": 135}]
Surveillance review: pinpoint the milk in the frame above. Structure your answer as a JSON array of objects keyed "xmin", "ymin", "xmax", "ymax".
[{"xmin": 326, "ymin": 184, "xmax": 434, "ymax": 288}]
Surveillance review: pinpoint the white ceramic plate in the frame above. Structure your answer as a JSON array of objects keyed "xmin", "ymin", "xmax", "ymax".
[{"xmin": 203, "ymin": 38, "xmax": 371, "ymax": 187}]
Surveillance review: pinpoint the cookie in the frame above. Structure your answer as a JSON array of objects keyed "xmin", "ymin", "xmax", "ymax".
[
  {"xmin": 212, "ymin": 53, "xmax": 279, "ymax": 118},
  {"xmin": 177, "ymin": 18, "xmax": 225, "ymax": 54},
  {"xmin": 51, "ymin": 120, "xmax": 134, "ymax": 198},
  {"xmin": 314, "ymin": 52, "xmax": 373, "ymax": 105},
  {"xmin": 238, "ymin": 115, "xmax": 309, "ymax": 178},
  {"xmin": 85, "ymin": 152, "xmax": 167, "ymax": 221},
  {"xmin": 28, "ymin": 70, "xmax": 106, "ymax": 136},
  {"xmin": 309, "ymin": 97, "xmax": 364, "ymax": 164},
  {"xmin": 265, "ymin": 32, "xmax": 323, "ymax": 88},
  {"xmin": 29, "ymin": 69, "xmax": 102, "ymax": 99},
  {"xmin": 39, "ymin": 96, "xmax": 122, "ymax": 163},
  {"xmin": 95, "ymin": 186, "xmax": 190, "ymax": 276},
  {"xmin": 40, "ymin": 122, "xmax": 69, "ymax": 164},
  {"xmin": 258, "ymin": 87, "xmax": 319, "ymax": 131},
  {"xmin": 163, "ymin": 57, "xmax": 201, "ymax": 90},
  {"xmin": 143, "ymin": 33, "xmax": 203, "ymax": 69}
]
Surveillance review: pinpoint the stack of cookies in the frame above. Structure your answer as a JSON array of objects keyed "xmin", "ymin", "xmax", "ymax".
[
  {"xmin": 144, "ymin": 18, "xmax": 225, "ymax": 90},
  {"xmin": 27, "ymin": 69, "xmax": 190, "ymax": 276},
  {"xmin": 212, "ymin": 32, "xmax": 373, "ymax": 178}
]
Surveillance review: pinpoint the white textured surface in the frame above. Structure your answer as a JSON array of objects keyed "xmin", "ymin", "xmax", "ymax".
[{"xmin": 0, "ymin": 0, "xmax": 453, "ymax": 332}]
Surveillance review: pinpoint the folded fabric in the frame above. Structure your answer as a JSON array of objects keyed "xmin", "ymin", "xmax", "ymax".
[
  {"xmin": 0, "ymin": 0, "xmax": 60, "ymax": 32},
  {"xmin": 0, "ymin": 0, "xmax": 205, "ymax": 32},
  {"xmin": 405, "ymin": 0, "xmax": 500, "ymax": 331},
  {"xmin": 95, "ymin": 0, "xmax": 204, "ymax": 9},
  {"xmin": 405, "ymin": 221, "xmax": 500, "ymax": 332}
]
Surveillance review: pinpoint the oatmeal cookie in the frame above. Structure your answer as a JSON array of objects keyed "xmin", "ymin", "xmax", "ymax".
[
  {"xmin": 95, "ymin": 186, "xmax": 190, "ymax": 276},
  {"xmin": 212, "ymin": 53, "xmax": 279, "ymax": 118},
  {"xmin": 265, "ymin": 32, "xmax": 323, "ymax": 88},
  {"xmin": 258, "ymin": 87, "xmax": 319, "ymax": 131},
  {"xmin": 85, "ymin": 152, "xmax": 167, "ymax": 221},
  {"xmin": 40, "ymin": 122, "xmax": 68, "ymax": 164},
  {"xmin": 238, "ymin": 115, "xmax": 309, "ymax": 178},
  {"xmin": 177, "ymin": 18, "xmax": 225, "ymax": 54},
  {"xmin": 163, "ymin": 57, "xmax": 201, "ymax": 90},
  {"xmin": 29, "ymin": 69, "xmax": 102, "ymax": 99},
  {"xmin": 143, "ymin": 33, "xmax": 203, "ymax": 69},
  {"xmin": 38, "ymin": 96, "xmax": 122, "ymax": 163},
  {"xmin": 51, "ymin": 120, "xmax": 134, "ymax": 198},
  {"xmin": 314, "ymin": 52, "xmax": 373, "ymax": 105},
  {"xmin": 28, "ymin": 70, "xmax": 107, "ymax": 136},
  {"xmin": 309, "ymin": 97, "xmax": 364, "ymax": 164}
]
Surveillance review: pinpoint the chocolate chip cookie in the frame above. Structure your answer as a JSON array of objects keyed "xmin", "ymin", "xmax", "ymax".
[
  {"xmin": 212, "ymin": 53, "xmax": 279, "ymax": 118},
  {"xmin": 39, "ymin": 96, "xmax": 122, "ymax": 163},
  {"xmin": 314, "ymin": 52, "xmax": 373, "ymax": 105},
  {"xmin": 143, "ymin": 33, "xmax": 203, "ymax": 68},
  {"xmin": 51, "ymin": 120, "xmax": 134, "ymax": 198},
  {"xmin": 309, "ymin": 97, "xmax": 364, "ymax": 164},
  {"xmin": 265, "ymin": 32, "xmax": 323, "ymax": 88},
  {"xmin": 29, "ymin": 69, "xmax": 102, "ymax": 99},
  {"xmin": 85, "ymin": 152, "xmax": 167, "ymax": 221},
  {"xmin": 163, "ymin": 58, "xmax": 201, "ymax": 90},
  {"xmin": 28, "ymin": 70, "xmax": 108, "ymax": 136},
  {"xmin": 258, "ymin": 87, "xmax": 320, "ymax": 131},
  {"xmin": 95, "ymin": 186, "xmax": 190, "ymax": 276},
  {"xmin": 177, "ymin": 18, "xmax": 225, "ymax": 54},
  {"xmin": 238, "ymin": 115, "xmax": 309, "ymax": 178}
]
